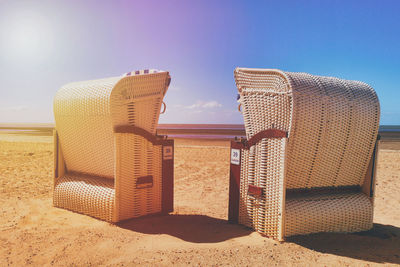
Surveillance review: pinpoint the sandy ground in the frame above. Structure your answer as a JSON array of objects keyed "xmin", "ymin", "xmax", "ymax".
[{"xmin": 0, "ymin": 133, "xmax": 399, "ymax": 266}]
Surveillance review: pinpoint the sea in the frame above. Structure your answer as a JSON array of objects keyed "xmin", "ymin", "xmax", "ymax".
[{"xmin": 0, "ymin": 123, "xmax": 399, "ymax": 141}]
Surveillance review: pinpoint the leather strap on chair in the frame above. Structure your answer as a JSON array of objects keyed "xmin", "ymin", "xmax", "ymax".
[
  {"xmin": 136, "ymin": 175, "xmax": 153, "ymax": 189},
  {"xmin": 114, "ymin": 125, "xmax": 167, "ymax": 145},
  {"xmin": 248, "ymin": 184, "xmax": 263, "ymax": 198},
  {"xmin": 244, "ymin": 129, "xmax": 287, "ymax": 149}
]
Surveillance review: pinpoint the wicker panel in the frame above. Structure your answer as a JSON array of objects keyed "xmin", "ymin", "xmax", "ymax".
[
  {"xmin": 238, "ymin": 148, "xmax": 254, "ymax": 228},
  {"xmin": 285, "ymin": 192, "xmax": 373, "ymax": 237},
  {"xmin": 54, "ymin": 78, "xmax": 120, "ymax": 178},
  {"xmin": 53, "ymin": 173, "xmax": 115, "ymax": 222},
  {"xmin": 110, "ymin": 73, "xmax": 169, "ymax": 135},
  {"xmin": 239, "ymin": 138, "xmax": 286, "ymax": 239},
  {"xmin": 234, "ymin": 69, "xmax": 292, "ymax": 139},
  {"xmin": 115, "ymin": 133, "xmax": 162, "ymax": 221},
  {"xmin": 335, "ymin": 80, "xmax": 380, "ymax": 186},
  {"xmin": 286, "ymin": 73, "xmax": 379, "ymax": 189}
]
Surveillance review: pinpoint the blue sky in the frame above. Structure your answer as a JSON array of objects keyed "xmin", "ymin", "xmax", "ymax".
[{"xmin": 0, "ymin": 0, "xmax": 399, "ymax": 124}]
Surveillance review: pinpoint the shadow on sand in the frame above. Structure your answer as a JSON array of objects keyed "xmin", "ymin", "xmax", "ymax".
[
  {"xmin": 118, "ymin": 216, "xmax": 399, "ymax": 263},
  {"xmin": 287, "ymin": 223, "xmax": 400, "ymax": 265},
  {"xmin": 117, "ymin": 214, "xmax": 251, "ymax": 243}
]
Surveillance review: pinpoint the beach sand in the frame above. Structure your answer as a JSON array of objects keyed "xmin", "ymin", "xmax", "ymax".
[{"xmin": 0, "ymin": 133, "xmax": 399, "ymax": 266}]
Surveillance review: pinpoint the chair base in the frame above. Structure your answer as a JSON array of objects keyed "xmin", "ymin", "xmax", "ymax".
[
  {"xmin": 53, "ymin": 132, "xmax": 174, "ymax": 223},
  {"xmin": 228, "ymin": 138, "xmax": 377, "ymax": 241},
  {"xmin": 54, "ymin": 173, "xmax": 115, "ymax": 222}
]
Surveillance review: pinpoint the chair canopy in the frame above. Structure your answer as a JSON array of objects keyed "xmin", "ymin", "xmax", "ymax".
[
  {"xmin": 235, "ymin": 68, "xmax": 380, "ymax": 189},
  {"xmin": 54, "ymin": 70, "xmax": 170, "ymax": 179}
]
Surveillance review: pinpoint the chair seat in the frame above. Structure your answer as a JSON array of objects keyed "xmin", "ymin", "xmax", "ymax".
[
  {"xmin": 285, "ymin": 191, "xmax": 373, "ymax": 237},
  {"xmin": 54, "ymin": 173, "xmax": 115, "ymax": 222}
]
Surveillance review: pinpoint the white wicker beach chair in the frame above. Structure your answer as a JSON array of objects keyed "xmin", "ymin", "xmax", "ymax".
[
  {"xmin": 228, "ymin": 68, "xmax": 380, "ymax": 241},
  {"xmin": 53, "ymin": 69, "xmax": 174, "ymax": 222}
]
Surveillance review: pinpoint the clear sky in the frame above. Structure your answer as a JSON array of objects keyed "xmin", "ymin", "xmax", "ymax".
[{"xmin": 0, "ymin": 0, "xmax": 399, "ymax": 125}]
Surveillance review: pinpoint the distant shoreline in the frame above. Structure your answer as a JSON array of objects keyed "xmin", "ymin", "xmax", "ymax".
[{"xmin": 1, "ymin": 123, "xmax": 399, "ymax": 141}]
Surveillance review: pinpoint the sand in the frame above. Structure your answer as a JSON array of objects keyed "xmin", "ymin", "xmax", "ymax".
[{"xmin": 0, "ymin": 133, "xmax": 399, "ymax": 266}]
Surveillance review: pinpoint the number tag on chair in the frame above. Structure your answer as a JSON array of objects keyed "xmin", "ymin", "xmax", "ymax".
[{"xmin": 231, "ymin": 148, "xmax": 240, "ymax": 165}]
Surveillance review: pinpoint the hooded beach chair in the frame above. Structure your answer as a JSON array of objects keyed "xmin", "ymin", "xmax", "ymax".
[
  {"xmin": 228, "ymin": 68, "xmax": 380, "ymax": 241},
  {"xmin": 53, "ymin": 69, "xmax": 174, "ymax": 222}
]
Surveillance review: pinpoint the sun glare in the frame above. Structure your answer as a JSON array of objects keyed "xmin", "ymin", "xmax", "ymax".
[{"xmin": 0, "ymin": 10, "xmax": 54, "ymax": 64}]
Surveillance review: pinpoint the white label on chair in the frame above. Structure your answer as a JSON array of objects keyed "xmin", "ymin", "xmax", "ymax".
[
  {"xmin": 163, "ymin": 146, "xmax": 173, "ymax": 160},
  {"xmin": 231, "ymin": 148, "xmax": 240, "ymax": 165}
]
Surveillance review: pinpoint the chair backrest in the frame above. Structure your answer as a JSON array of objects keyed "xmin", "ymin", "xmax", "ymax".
[
  {"xmin": 234, "ymin": 68, "xmax": 380, "ymax": 189},
  {"xmin": 54, "ymin": 70, "xmax": 171, "ymax": 178}
]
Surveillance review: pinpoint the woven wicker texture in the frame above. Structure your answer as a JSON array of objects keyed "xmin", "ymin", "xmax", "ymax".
[
  {"xmin": 285, "ymin": 191, "xmax": 373, "ymax": 236},
  {"xmin": 238, "ymin": 139, "xmax": 286, "ymax": 240},
  {"xmin": 53, "ymin": 71, "xmax": 170, "ymax": 222},
  {"xmin": 54, "ymin": 173, "xmax": 115, "ymax": 222},
  {"xmin": 54, "ymin": 72, "xmax": 169, "ymax": 177},
  {"xmin": 234, "ymin": 68, "xmax": 380, "ymax": 239},
  {"xmin": 54, "ymin": 77, "xmax": 120, "ymax": 178},
  {"xmin": 114, "ymin": 133, "xmax": 162, "ymax": 221},
  {"xmin": 235, "ymin": 68, "xmax": 380, "ymax": 189}
]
